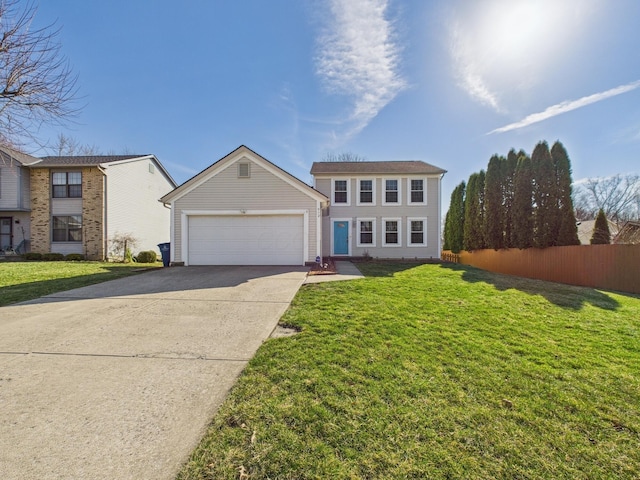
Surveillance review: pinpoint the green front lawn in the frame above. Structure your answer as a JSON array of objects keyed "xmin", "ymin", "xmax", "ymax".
[
  {"xmin": 0, "ymin": 261, "xmax": 161, "ymax": 306},
  {"xmin": 179, "ymin": 263, "xmax": 640, "ymax": 480}
]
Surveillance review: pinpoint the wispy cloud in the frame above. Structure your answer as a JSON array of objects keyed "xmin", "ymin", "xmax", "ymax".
[
  {"xmin": 488, "ymin": 80, "xmax": 640, "ymax": 134},
  {"xmin": 315, "ymin": 0, "xmax": 406, "ymax": 140}
]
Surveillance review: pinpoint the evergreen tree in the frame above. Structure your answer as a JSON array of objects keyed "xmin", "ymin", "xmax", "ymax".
[
  {"xmin": 484, "ymin": 155, "xmax": 506, "ymax": 249},
  {"xmin": 444, "ymin": 181, "xmax": 466, "ymax": 253},
  {"xmin": 531, "ymin": 141, "xmax": 555, "ymax": 247},
  {"xmin": 503, "ymin": 150, "xmax": 519, "ymax": 248},
  {"xmin": 511, "ymin": 153, "xmax": 534, "ymax": 249},
  {"xmin": 590, "ymin": 208, "xmax": 611, "ymax": 244},
  {"xmin": 463, "ymin": 171, "xmax": 486, "ymax": 251},
  {"xmin": 551, "ymin": 141, "xmax": 580, "ymax": 246}
]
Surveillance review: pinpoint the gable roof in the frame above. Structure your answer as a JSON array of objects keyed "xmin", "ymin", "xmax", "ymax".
[
  {"xmin": 160, "ymin": 145, "xmax": 328, "ymax": 204},
  {"xmin": 310, "ymin": 160, "xmax": 446, "ymax": 175},
  {"xmin": 0, "ymin": 145, "xmax": 41, "ymax": 166},
  {"xmin": 33, "ymin": 154, "xmax": 177, "ymax": 187},
  {"xmin": 613, "ymin": 221, "xmax": 640, "ymax": 244},
  {"xmin": 36, "ymin": 154, "xmax": 151, "ymax": 167}
]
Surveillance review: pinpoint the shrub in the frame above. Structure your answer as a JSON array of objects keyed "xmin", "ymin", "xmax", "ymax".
[
  {"xmin": 136, "ymin": 250, "xmax": 157, "ymax": 263},
  {"xmin": 23, "ymin": 252, "xmax": 43, "ymax": 260},
  {"xmin": 65, "ymin": 253, "xmax": 85, "ymax": 261},
  {"xmin": 42, "ymin": 253, "xmax": 65, "ymax": 261}
]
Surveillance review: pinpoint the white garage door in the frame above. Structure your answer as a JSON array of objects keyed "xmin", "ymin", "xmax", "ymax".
[{"xmin": 187, "ymin": 215, "xmax": 304, "ymax": 265}]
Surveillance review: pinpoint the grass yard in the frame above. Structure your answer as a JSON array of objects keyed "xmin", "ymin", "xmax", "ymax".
[
  {"xmin": 178, "ymin": 263, "xmax": 640, "ymax": 480},
  {"xmin": 0, "ymin": 261, "xmax": 161, "ymax": 306}
]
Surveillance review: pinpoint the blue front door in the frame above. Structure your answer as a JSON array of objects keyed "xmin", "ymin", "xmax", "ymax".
[{"xmin": 333, "ymin": 221, "xmax": 349, "ymax": 255}]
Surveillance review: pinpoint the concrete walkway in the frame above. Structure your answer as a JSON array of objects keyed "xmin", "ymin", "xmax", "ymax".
[
  {"xmin": 303, "ymin": 261, "xmax": 364, "ymax": 284},
  {"xmin": 0, "ymin": 266, "xmax": 308, "ymax": 480}
]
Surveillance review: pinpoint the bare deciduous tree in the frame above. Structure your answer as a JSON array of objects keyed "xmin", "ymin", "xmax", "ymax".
[
  {"xmin": 0, "ymin": 0, "xmax": 79, "ymax": 145},
  {"xmin": 322, "ymin": 151, "xmax": 367, "ymax": 162},
  {"xmin": 573, "ymin": 173, "xmax": 640, "ymax": 224},
  {"xmin": 50, "ymin": 132, "xmax": 99, "ymax": 156}
]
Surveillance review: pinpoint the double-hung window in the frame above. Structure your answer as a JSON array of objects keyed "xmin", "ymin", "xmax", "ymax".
[
  {"xmin": 333, "ymin": 179, "xmax": 350, "ymax": 205},
  {"xmin": 409, "ymin": 179, "xmax": 426, "ymax": 204},
  {"xmin": 52, "ymin": 172, "xmax": 82, "ymax": 198},
  {"xmin": 407, "ymin": 218, "xmax": 427, "ymax": 246},
  {"xmin": 358, "ymin": 179, "xmax": 374, "ymax": 205},
  {"xmin": 52, "ymin": 215, "xmax": 82, "ymax": 242},
  {"xmin": 383, "ymin": 218, "xmax": 401, "ymax": 246},
  {"xmin": 357, "ymin": 218, "xmax": 376, "ymax": 247},
  {"xmin": 383, "ymin": 179, "xmax": 400, "ymax": 205}
]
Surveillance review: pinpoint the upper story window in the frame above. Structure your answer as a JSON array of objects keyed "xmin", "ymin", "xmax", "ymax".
[
  {"xmin": 409, "ymin": 179, "xmax": 425, "ymax": 204},
  {"xmin": 333, "ymin": 179, "xmax": 349, "ymax": 205},
  {"xmin": 358, "ymin": 179, "xmax": 375, "ymax": 205},
  {"xmin": 52, "ymin": 172, "xmax": 82, "ymax": 198},
  {"xmin": 383, "ymin": 179, "xmax": 400, "ymax": 205}
]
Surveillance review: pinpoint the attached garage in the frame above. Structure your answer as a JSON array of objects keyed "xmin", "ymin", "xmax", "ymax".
[
  {"xmin": 160, "ymin": 146, "xmax": 329, "ymax": 266},
  {"xmin": 187, "ymin": 213, "xmax": 305, "ymax": 265}
]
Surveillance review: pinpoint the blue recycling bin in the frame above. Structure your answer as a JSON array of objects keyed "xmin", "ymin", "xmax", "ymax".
[{"xmin": 158, "ymin": 243, "xmax": 170, "ymax": 267}]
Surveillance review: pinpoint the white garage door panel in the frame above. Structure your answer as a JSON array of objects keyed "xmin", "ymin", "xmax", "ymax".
[{"xmin": 188, "ymin": 215, "xmax": 304, "ymax": 265}]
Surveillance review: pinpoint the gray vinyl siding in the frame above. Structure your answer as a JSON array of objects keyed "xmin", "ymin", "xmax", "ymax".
[
  {"xmin": 106, "ymin": 159, "xmax": 174, "ymax": 253},
  {"xmin": 316, "ymin": 175, "xmax": 442, "ymax": 259},
  {"xmin": 172, "ymin": 158, "xmax": 320, "ymax": 263},
  {"xmin": 0, "ymin": 163, "xmax": 25, "ymax": 209}
]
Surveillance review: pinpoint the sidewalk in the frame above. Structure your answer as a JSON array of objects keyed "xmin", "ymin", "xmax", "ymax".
[{"xmin": 304, "ymin": 261, "xmax": 364, "ymax": 284}]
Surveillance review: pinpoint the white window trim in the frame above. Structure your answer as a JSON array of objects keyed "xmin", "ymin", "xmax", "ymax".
[
  {"xmin": 331, "ymin": 178, "xmax": 351, "ymax": 206},
  {"xmin": 407, "ymin": 177, "xmax": 427, "ymax": 205},
  {"xmin": 407, "ymin": 217, "xmax": 427, "ymax": 247},
  {"xmin": 382, "ymin": 178, "xmax": 402, "ymax": 206},
  {"xmin": 382, "ymin": 217, "xmax": 402, "ymax": 247},
  {"xmin": 356, "ymin": 178, "xmax": 376, "ymax": 206},
  {"xmin": 356, "ymin": 217, "xmax": 376, "ymax": 247}
]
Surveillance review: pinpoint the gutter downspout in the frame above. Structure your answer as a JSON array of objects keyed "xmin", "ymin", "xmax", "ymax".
[{"xmin": 97, "ymin": 165, "xmax": 108, "ymax": 260}]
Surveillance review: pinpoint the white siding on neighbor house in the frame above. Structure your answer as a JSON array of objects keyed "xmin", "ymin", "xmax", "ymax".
[
  {"xmin": 105, "ymin": 158, "xmax": 174, "ymax": 255},
  {"xmin": 0, "ymin": 163, "xmax": 23, "ymax": 209},
  {"xmin": 316, "ymin": 175, "xmax": 442, "ymax": 259},
  {"xmin": 172, "ymin": 157, "xmax": 321, "ymax": 264}
]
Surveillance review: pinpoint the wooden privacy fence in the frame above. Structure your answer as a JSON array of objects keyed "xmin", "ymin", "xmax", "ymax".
[{"xmin": 442, "ymin": 245, "xmax": 640, "ymax": 295}]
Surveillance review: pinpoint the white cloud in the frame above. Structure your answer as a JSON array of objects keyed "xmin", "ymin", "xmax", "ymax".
[
  {"xmin": 315, "ymin": 0, "xmax": 406, "ymax": 139},
  {"xmin": 488, "ymin": 80, "xmax": 640, "ymax": 134}
]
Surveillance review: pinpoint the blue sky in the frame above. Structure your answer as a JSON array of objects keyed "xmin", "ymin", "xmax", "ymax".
[{"xmin": 29, "ymin": 0, "xmax": 640, "ymax": 211}]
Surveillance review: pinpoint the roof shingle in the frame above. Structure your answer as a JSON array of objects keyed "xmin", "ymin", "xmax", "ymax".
[
  {"xmin": 34, "ymin": 155, "xmax": 150, "ymax": 167},
  {"xmin": 310, "ymin": 160, "xmax": 446, "ymax": 175}
]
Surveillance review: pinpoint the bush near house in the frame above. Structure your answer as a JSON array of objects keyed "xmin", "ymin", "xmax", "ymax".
[{"xmin": 136, "ymin": 250, "xmax": 157, "ymax": 263}]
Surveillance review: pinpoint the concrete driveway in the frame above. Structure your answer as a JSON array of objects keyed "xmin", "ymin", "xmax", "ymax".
[{"xmin": 0, "ymin": 265, "xmax": 309, "ymax": 480}]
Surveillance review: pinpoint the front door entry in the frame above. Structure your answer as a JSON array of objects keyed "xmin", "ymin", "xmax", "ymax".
[
  {"xmin": 0, "ymin": 217, "xmax": 12, "ymax": 250},
  {"xmin": 333, "ymin": 220, "xmax": 349, "ymax": 255}
]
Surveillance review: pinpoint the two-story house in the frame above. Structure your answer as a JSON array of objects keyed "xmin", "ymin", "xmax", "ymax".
[
  {"xmin": 161, "ymin": 145, "xmax": 446, "ymax": 265},
  {"xmin": 0, "ymin": 146, "xmax": 177, "ymax": 259},
  {"xmin": 311, "ymin": 161, "xmax": 447, "ymax": 259}
]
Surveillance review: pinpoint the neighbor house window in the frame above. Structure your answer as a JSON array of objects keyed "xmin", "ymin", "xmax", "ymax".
[
  {"xmin": 383, "ymin": 218, "xmax": 401, "ymax": 246},
  {"xmin": 357, "ymin": 179, "xmax": 375, "ymax": 205},
  {"xmin": 383, "ymin": 179, "xmax": 400, "ymax": 205},
  {"xmin": 408, "ymin": 218, "xmax": 427, "ymax": 246},
  {"xmin": 52, "ymin": 215, "xmax": 82, "ymax": 242},
  {"xmin": 409, "ymin": 179, "xmax": 425, "ymax": 204},
  {"xmin": 357, "ymin": 218, "xmax": 376, "ymax": 247},
  {"xmin": 333, "ymin": 179, "xmax": 349, "ymax": 205},
  {"xmin": 52, "ymin": 172, "xmax": 82, "ymax": 198}
]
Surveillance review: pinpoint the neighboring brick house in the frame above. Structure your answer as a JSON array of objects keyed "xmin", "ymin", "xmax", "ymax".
[
  {"xmin": 311, "ymin": 160, "xmax": 447, "ymax": 259},
  {"xmin": 0, "ymin": 146, "xmax": 176, "ymax": 260}
]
